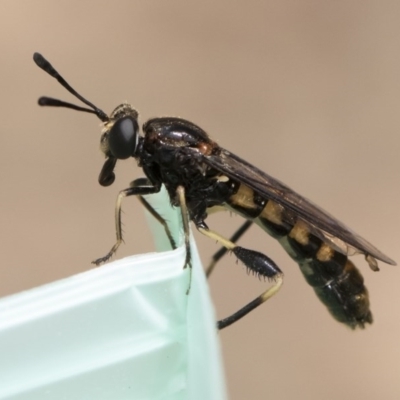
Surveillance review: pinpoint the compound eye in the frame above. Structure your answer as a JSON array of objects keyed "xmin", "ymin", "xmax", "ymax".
[{"xmin": 108, "ymin": 117, "xmax": 139, "ymax": 159}]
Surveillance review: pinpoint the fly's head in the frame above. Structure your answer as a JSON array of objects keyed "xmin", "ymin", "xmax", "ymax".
[
  {"xmin": 96, "ymin": 103, "xmax": 141, "ymax": 187},
  {"xmin": 33, "ymin": 52, "xmax": 141, "ymax": 187},
  {"xmin": 99, "ymin": 103, "xmax": 140, "ymax": 179}
]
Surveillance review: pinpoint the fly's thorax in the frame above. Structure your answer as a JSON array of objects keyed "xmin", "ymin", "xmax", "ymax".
[{"xmin": 142, "ymin": 116, "xmax": 219, "ymax": 155}]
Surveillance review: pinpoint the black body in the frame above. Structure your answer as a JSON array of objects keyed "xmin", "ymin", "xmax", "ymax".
[
  {"xmin": 34, "ymin": 52, "xmax": 396, "ymax": 329},
  {"xmin": 141, "ymin": 116, "xmax": 392, "ymax": 327}
]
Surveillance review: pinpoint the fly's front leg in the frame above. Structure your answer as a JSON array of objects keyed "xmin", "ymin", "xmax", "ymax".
[
  {"xmin": 197, "ymin": 222, "xmax": 283, "ymax": 330},
  {"xmin": 176, "ymin": 186, "xmax": 192, "ymax": 294},
  {"xmin": 206, "ymin": 220, "xmax": 253, "ymax": 278},
  {"xmin": 92, "ymin": 180, "xmax": 160, "ymax": 266}
]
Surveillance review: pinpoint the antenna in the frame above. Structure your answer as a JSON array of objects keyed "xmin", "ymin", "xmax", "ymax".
[{"xmin": 33, "ymin": 52, "xmax": 109, "ymax": 122}]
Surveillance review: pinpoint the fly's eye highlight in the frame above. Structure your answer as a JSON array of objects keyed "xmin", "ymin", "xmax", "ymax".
[{"xmin": 108, "ymin": 117, "xmax": 139, "ymax": 159}]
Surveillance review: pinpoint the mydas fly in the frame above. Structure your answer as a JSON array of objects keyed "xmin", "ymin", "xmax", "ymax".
[{"xmin": 34, "ymin": 52, "xmax": 395, "ymax": 329}]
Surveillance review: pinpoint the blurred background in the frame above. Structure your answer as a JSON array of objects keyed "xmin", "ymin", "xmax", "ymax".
[{"xmin": 1, "ymin": 1, "xmax": 399, "ymax": 399}]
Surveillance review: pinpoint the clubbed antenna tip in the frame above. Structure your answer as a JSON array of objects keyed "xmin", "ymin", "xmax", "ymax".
[{"xmin": 33, "ymin": 52, "xmax": 109, "ymax": 122}]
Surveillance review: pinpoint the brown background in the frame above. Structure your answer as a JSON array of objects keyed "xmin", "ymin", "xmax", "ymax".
[{"xmin": 1, "ymin": 1, "xmax": 400, "ymax": 399}]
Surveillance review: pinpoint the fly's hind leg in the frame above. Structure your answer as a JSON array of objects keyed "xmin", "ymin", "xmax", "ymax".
[
  {"xmin": 197, "ymin": 222, "xmax": 283, "ymax": 330},
  {"xmin": 92, "ymin": 179, "xmax": 160, "ymax": 266},
  {"xmin": 206, "ymin": 220, "xmax": 253, "ymax": 278}
]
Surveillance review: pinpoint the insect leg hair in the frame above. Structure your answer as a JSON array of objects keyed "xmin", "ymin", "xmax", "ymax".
[
  {"xmin": 92, "ymin": 181, "xmax": 160, "ymax": 265},
  {"xmin": 197, "ymin": 224, "xmax": 283, "ymax": 329},
  {"xmin": 206, "ymin": 220, "xmax": 253, "ymax": 278}
]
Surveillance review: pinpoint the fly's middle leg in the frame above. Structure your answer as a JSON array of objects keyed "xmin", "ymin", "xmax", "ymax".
[{"xmin": 197, "ymin": 222, "xmax": 283, "ymax": 329}]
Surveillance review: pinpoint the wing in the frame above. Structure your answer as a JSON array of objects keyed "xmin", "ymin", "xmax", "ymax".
[{"xmin": 203, "ymin": 149, "xmax": 396, "ymax": 266}]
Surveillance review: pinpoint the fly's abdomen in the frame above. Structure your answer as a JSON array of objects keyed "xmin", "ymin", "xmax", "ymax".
[{"xmin": 227, "ymin": 184, "xmax": 372, "ymax": 328}]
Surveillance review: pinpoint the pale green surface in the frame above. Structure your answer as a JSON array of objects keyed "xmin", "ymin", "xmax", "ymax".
[{"xmin": 0, "ymin": 188, "xmax": 227, "ymax": 400}]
